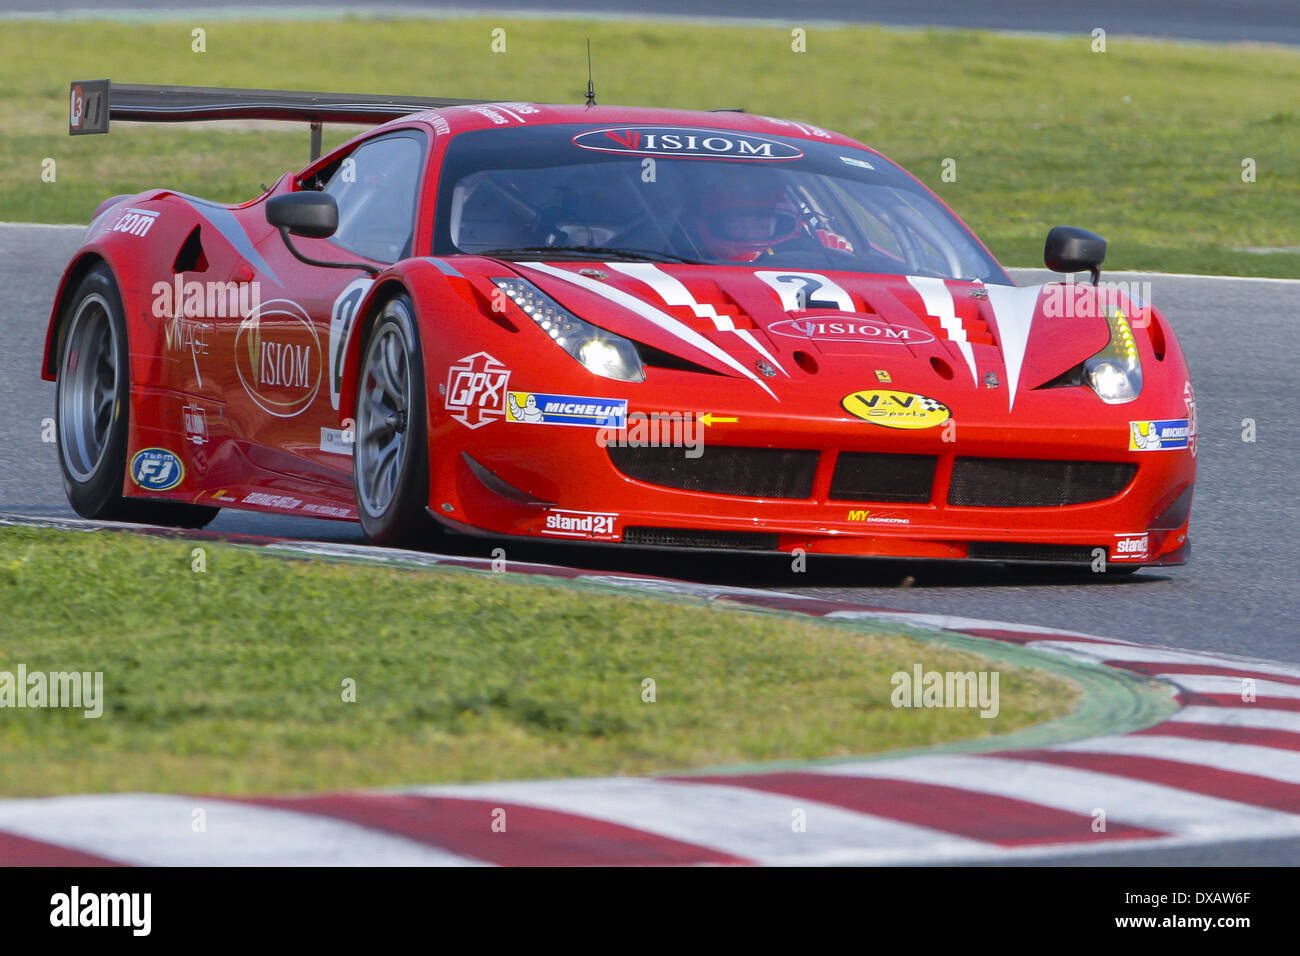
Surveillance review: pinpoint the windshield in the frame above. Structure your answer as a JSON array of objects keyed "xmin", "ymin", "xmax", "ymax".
[{"xmin": 433, "ymin": 123, "xmax": 1009, "ymax": 283}]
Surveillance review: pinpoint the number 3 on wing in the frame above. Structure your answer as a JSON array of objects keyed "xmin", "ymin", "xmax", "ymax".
[{"xmin": 755, "ymin": 271, "xmax": 853, "ymax": 312}]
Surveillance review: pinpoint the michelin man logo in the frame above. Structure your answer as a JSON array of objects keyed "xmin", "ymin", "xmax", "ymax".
[
  {"xmin": 1131, "ymin": 421, "xmax": 1161, "ymax": 450},
  {"xmin": 508, "ymin": 393, "xmax": 544, "ymax": 423}
]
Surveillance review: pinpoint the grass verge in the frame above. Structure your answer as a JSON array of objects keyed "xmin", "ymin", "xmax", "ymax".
[
  {"xmin": 0, "ymin": 525, "xmax": 1078, "ymax": 796},
  {"xmin": 1, "ymin": 17, "xmax": 1298, "ymax": 276}
]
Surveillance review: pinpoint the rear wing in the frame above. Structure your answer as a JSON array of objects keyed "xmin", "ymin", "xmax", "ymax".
[{"xmin": 68, "ymin": 80, "xmax": 491, "ymax": 159}]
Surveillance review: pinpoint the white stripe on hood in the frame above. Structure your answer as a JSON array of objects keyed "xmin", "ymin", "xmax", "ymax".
[
  {"xmin": 984, "ymin": 284, "xmax": 1043, "ymax": 411},
  {"xmin": 906, "ymin": 275, "xmax": 978, "ymax": 386},
  {"xmin": 605, "ymin": 262, "xmax": 788, "ymax": 376},
  {"xmin": 520, "ymin": 261, "xmax": 777, "ymax": 399}
]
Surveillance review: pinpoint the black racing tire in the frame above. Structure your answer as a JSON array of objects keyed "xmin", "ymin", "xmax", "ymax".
[
  {"xmin": 55, "ymin": 262, "xmax": 219, "ymax": 529},
  {"xmin": 352, "ymin": 292, "xmax": 438, "ymax": 547}
]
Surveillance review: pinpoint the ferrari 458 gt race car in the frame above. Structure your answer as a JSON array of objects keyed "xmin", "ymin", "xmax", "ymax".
[{"xmin": 46, "ymin": 81, "xmax": 1195, "ymax": 569}]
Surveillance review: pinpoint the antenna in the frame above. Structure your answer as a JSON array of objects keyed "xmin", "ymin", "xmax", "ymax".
[{"xmin": 585, "ymin": 39, "xmax": 596, "ymax": 106}]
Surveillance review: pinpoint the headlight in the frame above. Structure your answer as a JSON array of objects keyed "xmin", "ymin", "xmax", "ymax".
[
  {"xmin": 1085, "ymin": 306, "xmax": 1142, "ymax": 403},
  {"xmin": 492, "ymin": 278, "xmax": 644, "ymax": 383}
]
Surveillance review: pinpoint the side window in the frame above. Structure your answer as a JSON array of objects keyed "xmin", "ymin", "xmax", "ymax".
[{"xmin": 321, "ymin": 132, "xmax": 425, "ymax": 263}]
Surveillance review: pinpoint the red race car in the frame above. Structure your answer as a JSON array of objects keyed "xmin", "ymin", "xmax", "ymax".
[{"xmin": 46, "ymin": 81, "xmax": 1195, "ymax": 569}]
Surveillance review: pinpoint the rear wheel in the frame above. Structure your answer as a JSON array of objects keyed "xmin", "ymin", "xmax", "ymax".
[
  {"xmin": 353, "ymin": 293, "xmax": 437, "ymax": 547},
  {"xmin": 55, "ymin": 263, "xmax": 218, "ymax": 529}
]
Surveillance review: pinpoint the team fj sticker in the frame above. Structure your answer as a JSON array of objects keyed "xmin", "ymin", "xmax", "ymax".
[
  {"xmin": 541, "ymin": 509, "xmax": 620, "ymax": 541},
  {"xmin": 842, "ymin": 390, "xmax": 951, "ymax": 430},
  {"xmin": 445, "ymin": 351, "xmax": 511, "ymax": 429},
  {"xmin": 130, "ymin": 448, "xmax": 184, "ymax": 492},
  {"xmin": 572, "ymin": 127, "xmax": 803, "ymax": 161},
  {"xmin": 507, "ymin": 392, "xmax": 628, "ymax": 428},
  {"xmin": 1129, "ymin": 419, "xmax": 1190, "ymax": 451}
]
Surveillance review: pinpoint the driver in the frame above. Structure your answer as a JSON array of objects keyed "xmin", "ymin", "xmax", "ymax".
[{"xmin": 694, "ymin": 177, "xmax": 803, "ymax": 262}]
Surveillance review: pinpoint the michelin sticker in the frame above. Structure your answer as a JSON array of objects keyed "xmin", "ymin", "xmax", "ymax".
[
  {"xmin": 1129, "ymin": 419, "xmax": 1190, "ymax": 451},
  {"xmin": 130, "ymin": 448, "xmax": 184, "ymax": 491},
  {"xmin": 507, "ymin": 392, "xmax": 627, "ymax": 428}
]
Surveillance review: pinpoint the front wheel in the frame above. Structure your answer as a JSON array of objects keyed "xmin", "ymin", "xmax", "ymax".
[{"xmin": 353, "ymin": 293, "xmax": 437, "ymax": 547}]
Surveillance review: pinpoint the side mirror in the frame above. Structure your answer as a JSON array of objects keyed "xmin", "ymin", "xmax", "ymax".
[
  {"xmin": 1044, "ymin": 226, "xmax": 1106, "ymax": 285},
  {"xmin": 266, "ymin": 191, "xmax": 338, "ymax": 238},
  {"xmin": 264, "ymin": 191, "xmax": 376, "ymax": 275}
]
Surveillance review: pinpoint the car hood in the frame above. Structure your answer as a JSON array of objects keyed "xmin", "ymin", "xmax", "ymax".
[{"xmin": 501, "ymin": 259, "xmax": 1114, "ymax": 410}]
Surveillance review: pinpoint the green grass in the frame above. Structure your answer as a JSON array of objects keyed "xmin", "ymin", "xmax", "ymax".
[
  {"xmin": 2, "ymin": 17, "xmax": 1299, "ymax": 275},
  {"xmin": 0, "ymin": 526, "xmax": 1076, "ymax": 796}
]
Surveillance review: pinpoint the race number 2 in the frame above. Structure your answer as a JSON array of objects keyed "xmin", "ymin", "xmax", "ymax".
[{"xmin": 755, "ymin": 271, "xmax": 854, "ymax": 312}]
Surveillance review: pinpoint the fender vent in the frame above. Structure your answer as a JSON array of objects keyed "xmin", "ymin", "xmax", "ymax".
[
  {"xmin": 949, "ymin": 458, "xmax": 1137, "ymax": 507},
  {"xmin": 172, "ymin": 225, "xmax": 207, "ymax": 273}
]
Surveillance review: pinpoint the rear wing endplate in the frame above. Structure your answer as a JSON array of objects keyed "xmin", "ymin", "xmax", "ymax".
[{"xmin": 68, "ymin": 80, "xmax": 490, "ymax": 159}]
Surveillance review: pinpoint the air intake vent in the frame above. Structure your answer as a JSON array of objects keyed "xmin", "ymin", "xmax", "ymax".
[
  {"xmin": 608, "ymin": 445, "xmax": 818, "ymax": 499},
  {"xmin": 830, "ymin": 452, "xmax": 936, "ymax": 502},
  {"xmin": 949, "ymin": 458, "xmax": 1137, "ymax": 507},
  {"xmin": 622, "ymin": 527, "xmax": 779, "ymax": 550},
  {"xmin": 968, "ymin": 542, "xmax": 1103, "ymax": 563}
]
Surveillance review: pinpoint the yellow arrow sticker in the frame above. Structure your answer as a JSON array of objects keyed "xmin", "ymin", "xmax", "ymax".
[{"xmin": 699, "ymin": 413, "xmax": 739, "ymax": 427}]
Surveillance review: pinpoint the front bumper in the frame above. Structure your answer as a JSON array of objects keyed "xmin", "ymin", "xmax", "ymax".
[{"xmin": 431, "ymin": 375, "xmax": 1196, "ymax": 568}]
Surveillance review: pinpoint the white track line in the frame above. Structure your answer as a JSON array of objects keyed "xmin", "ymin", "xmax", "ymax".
[
  {"xmin": 410, "ymin": 777, "xmax": 993, "ymax": 866},
  {"xmin": 1026, "ymin": 640, "xmax": 1300, "ymax": 679},
  {"xmin": 0, "ymin": 794, "xmax": 480, "ymax": 866},
  {"xmin": 1167, "ymin": 706, "xmax": 1300, "ymax": 732},
  {"xmin": 809, "ymin": 754, "xmax": 1300, "ymax": 840},
  {"xmin": 827, "ymin": 609, "xmax": 1106, "ymax": 640},
  {"xmin": 1057, "ymin": 735, "xmax": 1300, "ymax": 784},
  {"xmin": 1162, "ymin": 675, "xmax": 1300, "ymax": 700}
]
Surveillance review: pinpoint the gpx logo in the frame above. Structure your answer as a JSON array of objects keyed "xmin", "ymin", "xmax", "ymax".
[
  {"xmin": 130, "ymin": 448, "xmax": 184, "ymax": 492},
  {"xmin": 445, "ymin": 351, "xmax": 510, "ymax": 428}
]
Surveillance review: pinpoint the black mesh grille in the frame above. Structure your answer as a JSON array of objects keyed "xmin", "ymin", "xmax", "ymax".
[
  {"xmin": 830, "ymin": 452, "xmax": 937, "ymax": 502},
  {"xmin": 949, "ymin": 459, "xmax": 1137, "ymax": 507},
  {"xmin": 608, "ymin": 445, "xmax": 818, "ymax": 499},
  {"xmin": 968, "ymin": 542, "xmax": 1103, "ymax": 563},
  {"xmin": 621, "ymin": 527, "xmax": 780, "ymax": 550}
]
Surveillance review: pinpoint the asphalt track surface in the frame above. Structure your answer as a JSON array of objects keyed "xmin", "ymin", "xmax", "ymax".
[
  {"xmin": 4, "ymin": 223, "xmax": 1300, "ymax": 865},
  {"xmin": 5, "ymin": 222, "xmax": 1298, "ymax": 658},
  {"xmin": 2, "ymin": 0, "xmax": 1299, "ymax": 47}
]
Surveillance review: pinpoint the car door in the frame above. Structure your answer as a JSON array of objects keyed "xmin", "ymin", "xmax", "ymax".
[{"xmin": 231, "ymin": 129, "xmax": 429, "ymax": 485}]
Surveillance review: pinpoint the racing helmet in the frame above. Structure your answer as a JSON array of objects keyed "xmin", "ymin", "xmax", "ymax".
[{"xmin": 695, "ymin": 177, "xmax": 801, "ymax": 262}]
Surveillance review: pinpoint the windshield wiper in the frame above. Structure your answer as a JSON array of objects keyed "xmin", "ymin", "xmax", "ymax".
[{"xmin": 474, "ymin": 245, "xmax": 702, "ymax": 264}]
